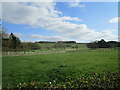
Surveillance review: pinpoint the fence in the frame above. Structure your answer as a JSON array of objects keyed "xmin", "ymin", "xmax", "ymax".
[{"xmin": 2, "ymin": 48, "xmax": 118, "ymax": 57}]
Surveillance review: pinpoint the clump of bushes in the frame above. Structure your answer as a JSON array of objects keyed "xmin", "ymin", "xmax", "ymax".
[
  {"xmin": 87, "ymin": 39, "xmax": 120, "ymax": 49},
  {"xmin": 16, "ymin": 82, "xmax": 40, "ymax": 89},
  {"xmin": 11, "ymin": 71, "xmax": 119, "ymax": 89},
  {"xmin": 44, "ymin": 71, "xmax": 119, "ymax": 89}
]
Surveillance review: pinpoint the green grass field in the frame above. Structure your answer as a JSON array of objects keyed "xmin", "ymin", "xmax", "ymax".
[
  {"xmin": 37, "ymin": 43, "xmax": 88, "ymax": 51},
  {"xmin": 2, "ymin": 50, "xmax": 118, "ymax": 88}
]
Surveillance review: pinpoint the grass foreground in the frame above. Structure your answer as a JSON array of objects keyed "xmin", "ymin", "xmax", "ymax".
[{"xmin": 2, "ymin": 50, "xmax": 119, "ymax": 89}]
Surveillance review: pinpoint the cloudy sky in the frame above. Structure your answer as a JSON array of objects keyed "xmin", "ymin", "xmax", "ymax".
[{"xmin": 2, "ymin": 2, "xmax": 119, "ymax": 42}]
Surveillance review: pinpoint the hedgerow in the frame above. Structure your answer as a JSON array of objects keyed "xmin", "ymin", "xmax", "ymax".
[{"xmin": 6, "ymin": 71, "xmax": 119, "ymax": 89}]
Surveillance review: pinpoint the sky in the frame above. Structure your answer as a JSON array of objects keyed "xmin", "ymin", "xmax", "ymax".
[{"xmin": 2, "ymin": 2, "xmax": 119, "ymax": 42}]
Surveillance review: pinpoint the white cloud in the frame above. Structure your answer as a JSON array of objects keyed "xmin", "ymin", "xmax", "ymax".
[
  {"xmin": 58, "ymin": 16, "xmax": 82, "ymax": 21},
  {"xmin": 68, "ymin": 0, "xmax": 85, "ymax": 8},
  {"xmin": 109, "ymin": 17, "xmax": 120, "ymax": 23},
  {"xmin": 30, "ymin": 34, "xmax": 68, "ymax": 41},
  {"xmin": 2, "ymin": 2, "xmax": 117, "ymax": 42},
  {"xmin": 14, "ymin": 33, "xmax": 23, "ymax": 38}
]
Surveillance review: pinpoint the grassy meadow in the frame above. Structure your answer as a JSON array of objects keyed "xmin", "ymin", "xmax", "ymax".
[
  {"xmin": 2, "ymin": 49, "xmax": 118, "ymax": 88},
  {"xmin": 2, "ymin": 43, "xmax": 88, "ymax": 56}
]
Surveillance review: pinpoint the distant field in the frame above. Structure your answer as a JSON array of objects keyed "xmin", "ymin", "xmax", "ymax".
[
  {"xmin": 2, "ymin": 43, "xmax": 88, "ymax": 56},
  {"xmin": 2, "ymin": 50, "xmax": 118, "ymax": 88},
  {"xmin": 37, "ymin": 43, "xmax": 88, "ymax": 50},
  {"xmin": 3, "ymin": 43, "xmax": 118, "ymax": 57}
]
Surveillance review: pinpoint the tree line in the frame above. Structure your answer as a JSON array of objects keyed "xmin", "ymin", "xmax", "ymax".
[
  {"xmin": 2, "ymin": 31, "xmax": 40, "ymax": 52},
  {"xmin": 1, "ymin": 29, "xmax": 119, "ymax": 52},
  {"xmin": 87, "ymin": 39, "xmax": 120, "ymax": 49},
  {"xmin": 35, "ymin": 41, "xmax": 76, "ymax": 44},
  {"xmin": 1, "ymin": 30, "xmax": 77, "ymax": 52}
]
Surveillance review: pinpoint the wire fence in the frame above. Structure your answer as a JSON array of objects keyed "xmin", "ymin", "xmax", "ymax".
[{"xmin": 2, "ymin": 48, "xmax": 118, "ymax": 57}]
